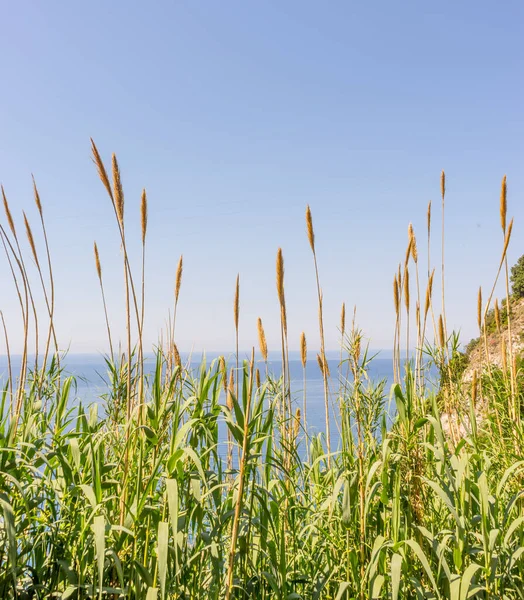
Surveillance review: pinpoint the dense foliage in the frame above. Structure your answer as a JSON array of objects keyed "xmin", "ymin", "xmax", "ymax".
[
  {"xmin": 1, "ymin": 148, "xmax": 523, "ymax": 598},
  {"xmin": 511, "ymin": 255, "xmax": 524, "ymax": 299}
]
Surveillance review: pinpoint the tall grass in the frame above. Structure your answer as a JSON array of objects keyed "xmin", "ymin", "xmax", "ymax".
[{"xmin": 0, "ymin": 148, "xmax": 523, "ymax": 599}]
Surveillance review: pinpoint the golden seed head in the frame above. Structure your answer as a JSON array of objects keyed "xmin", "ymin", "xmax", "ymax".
[
  {"xmin": 32, "ymin": 176, "xmax": 43, "ymax": 216},
  {"xmin": 428, "ymin": 268, "xmax": 435, "ymax": 296},
  {"xmin": 227, "ymin": 368, "xmax": 235, "ymax": 410},
  {"xmin": 502, "ymin": 336, "xmax": 508, "ymax": 372},
  {"xmin": 404, "ymin": 238, "xmax": 412, "ymax": 268},
  {"xmin": 438, "ymin": 314, "xmax": 445, "ymax": 347},
  {"xmin": 111, "ymin": 153, "xmax": 124, "ymax": 226},
  {"xmin": 257, "ymin": 317, "xmax": 268, "ymax": 362},
  {"xmin": 219, "ymin": 356, "xmax": 227, "ymax": 394},
  {"xmin": 175, "ymin": 255, "xmax": 183, "ymax": 304},
  {"xmin": 300, "ymin": 331, "xmax": 307, "ymax": 368},
  {"xmin": 276, "ymin": 248, "xmax": 285, "ymax": 307},
  {"xmin": 340, "ymin": 302, "xmax": 346, "ymax": 338},
  {"xmin": 2, "ymin": 186, "xmax": 16, "ymax": 238},
  {"xmin": 90, "ymin": 138, "xmax": 114, "ymax": 202},
  {"xmin": 293, "ymin": 407, "xmax": 301, "ymax": 439},
  {"xmin": 501, "ymin": 218, "xmax": 513, "ymax": 262},
  {"xmin": 173, "ymin": 343, "xmax": 181, "ymax": 369},
  {"xmin": 393, "ymin": 274, "xmax": 400, "ymax": 316},
  {"xmin": 94, "ymin": 242, "xmax": 102, "ymax": 280},
  {"xmin": 424, "ymin": 284, "xmax": 431, "ymax": 318},
  {"xmin": 281, "ymin": 300, "xmax": 288, "ymax": 336},
  {"xmin": 234, "ymin": 274, "xmax": 240, "ymax": 331},
  {"xmin": 256, "ymin": 368, "xmax": 261, "ymax": 390},
  {"xmin": 471, "ymin": 369, "xmax": 477, "ymax": 405},
  {"xmin": 316, "ymin": 353, "xmax": 324, "ymax": 375},
  {"xmin": 140, "ymin": 188, "xmax": 148, "ymax": 245},
  {"xmin": 305, "ymin": 205, "xmax": 315, "ymax": 253},
  {"xmin": 500, "ymin": 175, "xmax": 507, "ymax": 232},
  {"xmin": 494, "ymin": 299, "xmax": 501, "ymax": 333},
  {"xmin": 427, "ymin": 201, "xmax": 431, "ymax": 234},
  {"xmin": 477, "ymin": 287, "xmax": 482, "ymax": 330},
  {"xmin": 440, "ymin": 170, "xmax": 446, "ymax": 201},
  {"xmin": 23, "ymin": 212, "xmax": 39, "ymax": 267},
  {"xmin": 408, "ymin": 223, "xmax": 418, "ymax": 263},
  {"xmin": 403, "ymin": 267, "xmax": 410, "ymax": 313}
]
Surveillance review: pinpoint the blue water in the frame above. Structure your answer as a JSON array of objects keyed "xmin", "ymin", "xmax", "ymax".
[{"xmin": 0, "ymin": 352, "xmax": 398, "ymax": 453}]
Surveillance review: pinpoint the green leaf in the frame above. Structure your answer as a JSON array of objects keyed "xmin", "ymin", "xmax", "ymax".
[
  {"xmin": 391, "ymin": 553, "xmax": 402, "ymax": 600},
  {"xmin": 158, "ymin": 521, "xmax": 169, "ymax": 600}
]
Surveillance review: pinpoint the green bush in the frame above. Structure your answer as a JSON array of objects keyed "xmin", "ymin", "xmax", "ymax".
[{"xmin": 511, "ymin": 254, "xmax": 524, "ymax": 298}]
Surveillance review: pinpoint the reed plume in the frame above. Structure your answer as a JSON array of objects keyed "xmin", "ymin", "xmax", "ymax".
[
  {"xmin": 438, "ymin": 314, "xmax": 445, "ymax": 348},
  {"xmin": 477, "ymin": 287, "xmax": 482, "ymax": 330},
  {"xmin": 90, "ymin": 138, "xmax": 114, "ymax": 201},
  {"xmin": 500, "ymin": 175, "xmax": 507, "ymax": 232},
  {"xmin": 173, "ymin": 343, "xmax": 181, "ymax": 370},
  {"xmin": 306, "ymin": 204, "xmax": 315, "ymax": 252},
  {"xmin": 340, "ymin": 302, "xmax": 346, "ymax": 340},
  {"xmin": 141, "ymin": 189, "xmax": 148, "ymax": 245},
  {"xmin": 112, "ymin": 154, "xmax": 124, "ymax": 227},
  {"xmin": 300, "ymin": 331, "xmax": 308, "ymax": 458},
  {"xmin": 257, "ymin": 317, "xmax": 268, "ymax": 362},
  {"xmin": 175, "ymin": 255, "xmax": 183, "ymax": 305},
  {"xmin": 2, "ymin": 186, "xmax": 16, "ymax": 237},
  {"xmin": 23, "ymin": 212, "xmax": 39, "ymax": 269},
  {"xmin": 495, "ymin": 299, "xmax": 501, "ymax": 333}
]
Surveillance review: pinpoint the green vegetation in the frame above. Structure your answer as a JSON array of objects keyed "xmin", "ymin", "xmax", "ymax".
[
  {"xmin": 1, "ymin": 149, "xmax": 523, "ymax": 599},
  {"xmin": 511, "ymin": 255, "xmax": 524, "ymax": 299}
]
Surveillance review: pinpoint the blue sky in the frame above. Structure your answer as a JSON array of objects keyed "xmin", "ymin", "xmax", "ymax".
[{"xmin": 0, "ymin": 1, "xmax": 522, "ymax": 354}]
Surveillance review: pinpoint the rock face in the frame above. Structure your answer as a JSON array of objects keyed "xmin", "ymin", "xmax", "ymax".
[
  {"xmin": 440, "ymin": 297, "xmax": 524, "ymax": 439},
  {"xmin": 464, "ymin": 296, "xmax": 524, "ymax": 380}
]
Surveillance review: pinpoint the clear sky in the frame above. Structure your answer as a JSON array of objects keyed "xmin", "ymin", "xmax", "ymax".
[{"xmin": 0, "ymin": 1, "xmax": 522, "ymax": 355}]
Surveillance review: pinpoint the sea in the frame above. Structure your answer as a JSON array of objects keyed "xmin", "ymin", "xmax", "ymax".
[{"xmin": 0, "ymin": 351, "xmax": 407, "ymax": 453}]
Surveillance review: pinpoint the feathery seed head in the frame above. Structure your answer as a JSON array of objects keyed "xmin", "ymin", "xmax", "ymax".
[
  {"xmin": 393, "ymin": 274, "xmax": 400, "ymax": 316},
  {"xmin": 2, "ymin": 187, "xmax": 16, "ymax": 237},
  {"xmin": 90, "ymin": 138, "xmax": 114, "ymax": 201},
  {"xmin": 23, "ymin": 212, "xmax": 39, "ymax": 267},
  {"xmin": 403, "ymin": 267, "xmax": 410, "ymax": 313},
  {"xmin": 501, "ymin": 218, "xmax": 513, "ymax": 262},
  {"xmin": 340, "ymin": 302, "xmax": 346, "ymax": 338},
  {"xmin": 227, "ymin": 369, "xmax": 235, "ymax": 411},
  {"xmin": 477, "ymin": 287, "xmax": 482, "ymax": 330},
  {"xmin": 427, "ymin": 201, "xmax": 431, "ymax": 234},
  {"xmin": 219, "ymin": 356, "xmax": 227, "ymax": 394},
  {"xmin": 440, "ymin": 170, "xmax": 446, "ymax": 201},
  {"xmin": 94, "ymin": 242, "xmax": 102, "ymax": 280},
  {"xmin": 300, "ymin": 331, "xmax": 307, "ymax": 368},
  {"xmin": 173, "ymin": 343, "xmax": 181, "ymax": 370},
  {"xmin": 32, "ymin": 176, "xmax": 43, "ymax": 216},
  {"xmin": 257, "ymin": 317, "xmax": 268, "ymax": 362},
  {"xmin": 305, "ymin": 205, "xmax": 315, "ymax": 253},
  {"xmin": 140, "ymin": 189, "xmax": 148, "ymax": 244},
  {"xmin": 438, "ymin": 314, "xmax": 445, "ymax": 347},
  {"xmin": 500, "ymin": 175, "xmax": 507, "ymax": 232},
  {"xmin": 276, "ymin": 248, "xmax": 285, "ymax": 307},
  {"xmin": 111, "ymin": 153, "xmax": 124, "ymax": 226},
  {"xmin": 256, "ymin": 368, "xmax": 261, "ymax": 390},
  {"xmin": 494, "ymin": 299, "xmax": 501, "ymax": 333},
  {"xmin": 175, "ymin": 255, "xmax": 183, "ymax": 304},
  {"xmin": 408, "ymin": 223, "xmax": 418, "ymax": 263},
  {"xmin": 234, "ymin": 275, "xmax": 240, "ymax": 331}
]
